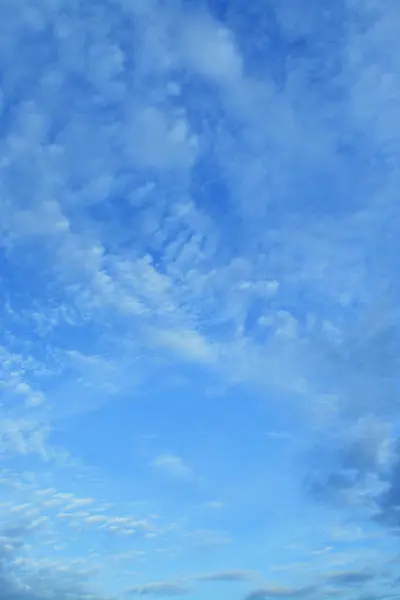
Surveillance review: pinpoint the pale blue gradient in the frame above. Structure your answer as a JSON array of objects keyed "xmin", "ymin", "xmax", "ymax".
[{"xmin": 0, "ymin": 1, "xmax": 399, "ymax": 600}]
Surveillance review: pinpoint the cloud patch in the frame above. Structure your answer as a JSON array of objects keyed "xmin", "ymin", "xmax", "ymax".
[
  {"xmin": 127, "ymin": 582, "xmax": 192, "ymax": 597},
  {"xmin": 151, "ymin": 455, "xmax": 193, "ymax": 480},
  {"xmin": 245, "ymin": 586, "xmax": 316, "ymax": 600},
  {"xmin": 324, "ymin": 570, "xmax": 376, "ymax": 586},
  {"xmin": 0, "ymin": 520, "xmax": 102, "ymax": 600}
]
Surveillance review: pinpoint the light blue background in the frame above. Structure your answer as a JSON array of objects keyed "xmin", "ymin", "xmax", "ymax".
[{"xmin": 0, "ymin": 1, "xmax": 399, "ymax": 599}]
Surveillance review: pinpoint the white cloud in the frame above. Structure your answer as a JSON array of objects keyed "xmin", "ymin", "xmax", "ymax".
[
  {"xmin": 85, "ymin": 515, "xmax": 108, "ymax": 524},
  {"xmin": 0, "ymin": 418, "xmax": 49, "ymax": 459},
  {"xmin": 9, "ymin": 503, "xmax": 32, "ymax": 513},
  {"xmin": 154, "ymin": 329, "xmax": 216, "ymax": 364},
  {"xmin": 151, "ymin": 455, "xmax": 193, "ymax": 480},
  {"xmin": 178, "ymin": 13, "xmax": 243, "ymax": 84},
  {"xmin": 65, "ymin": 498, "xmax": 95, "ymax": 510}
]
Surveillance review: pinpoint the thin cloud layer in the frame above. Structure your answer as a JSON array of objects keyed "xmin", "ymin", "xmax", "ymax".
[
  {"xmin": 245, "ymin": 587, "xmax": 316, "ymax": 600},
  {"xmin": 126, "ymin": 583, "xmax": 192, "ymax": 597},
  {"xmin": 324, "ymin": 570, "xmax": 376, "ymax": 586},
  {"xmin": 197, "ymin": 570, "xmax": 256, "ymax": 582}
]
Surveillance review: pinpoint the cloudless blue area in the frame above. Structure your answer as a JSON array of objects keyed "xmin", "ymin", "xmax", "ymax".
[{"xmin": 0, "ymin": 1, "xmax": 400, "ymax": 599}]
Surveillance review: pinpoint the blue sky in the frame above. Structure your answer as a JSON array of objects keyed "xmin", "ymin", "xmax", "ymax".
[{"xmin": 0, "ymin": 0, "xmax": 400, "ymax": 599}]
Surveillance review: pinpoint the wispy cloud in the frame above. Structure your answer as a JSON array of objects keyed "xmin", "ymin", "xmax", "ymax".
[
  {"xmin": 127, "ymin": 582, "xmax": 192, "ymax": 597},
  {"xmin": 245, "ymin": 587, "xmax": 316, "ymax": 600},
  {"xmin": 324, "ymin": 569, "xmax": 376, "ymax": 586},
  {"xmin": 151, "ymin": 455, "xmax": 193, "ymax": 480},
  {"xmin": 0, "ymin": 519, "xmax": 103, "ymax": 600}
]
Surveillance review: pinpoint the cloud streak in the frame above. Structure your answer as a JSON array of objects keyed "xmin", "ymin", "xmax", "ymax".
[
  {"xmin": 126, "ymin": 583, "xmax": 192, "ymax": 597},
  {"xmin": 245, "ymin": 587, "xmax": 316, "ymax": 600}
]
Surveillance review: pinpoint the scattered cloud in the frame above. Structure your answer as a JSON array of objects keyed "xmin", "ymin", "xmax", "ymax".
[
  {"xmin": 305, "ymin": 415, "xmax": 394, "ymax": 510},
  {"xmin": 245, "ymin": 586, "xmax": 316, "ymax": 600},
  {"xmin": 324, "ymin": 570, "xmax": 376, "ymax": 587},
  {"xmin": 126, "ymin": 582, "xmax": 192, "ymax": 597},
  {"xmin": 151, "ymin": 455, "xmax": 193, "ymax": 480},
  {"xmin": 0, "ymin": 519, "xmax": 103, "ymax": 600}
]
